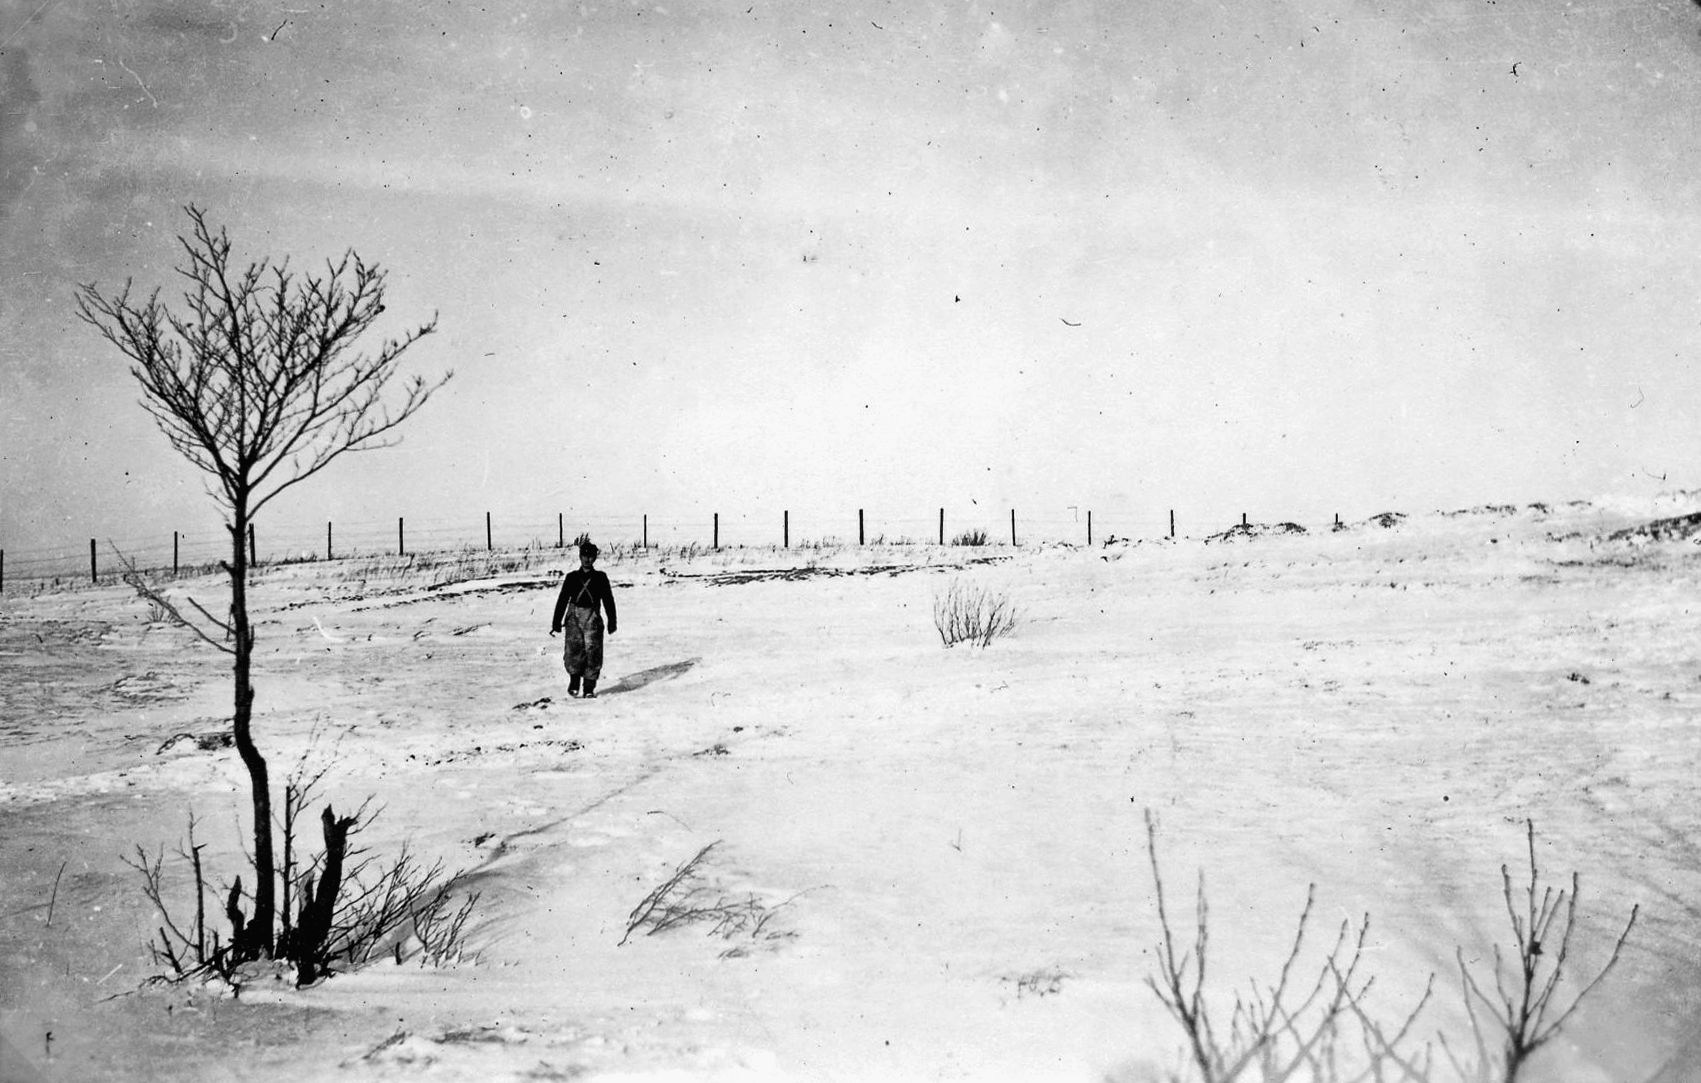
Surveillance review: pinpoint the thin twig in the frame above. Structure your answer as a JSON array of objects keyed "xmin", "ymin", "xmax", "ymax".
[{"xmin": 45, "ymin": 860, "xmax": 66, "ymax": 927}]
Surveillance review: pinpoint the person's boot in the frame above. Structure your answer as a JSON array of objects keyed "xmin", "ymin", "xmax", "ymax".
[
  {"xmin": 582, "ymin": 678, "xmax": 598, "ymax": 699},
  {"xmin": 568, "ymin": 674, "xmax": 581, "ymax": 698}
]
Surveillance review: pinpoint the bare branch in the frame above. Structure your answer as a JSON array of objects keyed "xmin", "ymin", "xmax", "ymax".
[
  {"xmin": 114, "ymin": 546, "xmax": 235, "ymax": 654},
  {"xmin": 1534, "ymin": 900, "xmax": 1639, "ymax": 1045},
  {"xmin": 78, "ymin": 205, "xmax": 449, "ymax": 525},
  {"xmin": 1337, "ymin": 969, "xmax": 1434, "ymax": 1083}
]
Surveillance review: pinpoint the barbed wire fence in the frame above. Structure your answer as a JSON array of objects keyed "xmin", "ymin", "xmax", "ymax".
[{"xmin": 0, "ymin": 504, "xmax": 1347, "ymax": 591}]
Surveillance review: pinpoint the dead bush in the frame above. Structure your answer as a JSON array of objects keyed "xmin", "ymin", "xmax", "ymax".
[
  {"xmin": 932, "ymin": 578, "xmax": 1019, "ymax": 647},
  {"xmin": 1445, "ymin": 820, "xmax": 1637, "ymax": 1082},
  {"xmin": 1142, "ymin": 810, "xmax": 1431, "ymax": 1082},
  {"xmin": 124, "ymin": 742, "xmax": 478, "ymax": 989},
  {"xmin": 1140, "ymin": 812, "xmax": 1638, "ymax": 1083}
]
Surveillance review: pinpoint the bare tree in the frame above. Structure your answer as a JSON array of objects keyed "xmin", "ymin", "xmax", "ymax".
[{"xmin": 77, "ymin": 205, "xmax": 450, "ymax": 961}]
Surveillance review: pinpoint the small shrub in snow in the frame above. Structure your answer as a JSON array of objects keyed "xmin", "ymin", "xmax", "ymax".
[
  {"xmin": 1142, "ymin": 809, "xmax": 1425, "ymax": 1082},
  {"xmin": 932, "ymin": 578, "xmax": 1018, "ymax": 648},
  {"xmin": 1447, "ymin": 820, "xmax": 1637, "ymax": 1082},
  {"xmin": 1139, "ymin": 811, "xmax": 1638, "ymax": 1083},
  {"xmin": 951, "ymin": 528, "xmax": 990, "ymax": 547}
]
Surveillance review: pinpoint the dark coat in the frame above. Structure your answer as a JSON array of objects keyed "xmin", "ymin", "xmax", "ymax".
[{"xmin": 551, "ymin": 568, "xmax": 618, "ymax": 633}]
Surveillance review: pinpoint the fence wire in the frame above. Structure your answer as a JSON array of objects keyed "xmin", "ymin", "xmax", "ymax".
[{"xmin": 1, "ymin": 505, "xmax": 1273, "ymax": 587}]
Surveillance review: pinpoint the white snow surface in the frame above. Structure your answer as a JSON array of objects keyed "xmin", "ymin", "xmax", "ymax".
[{"xmin": 3, "ymin": 499, "xmax": 1700, "ymax": 1082}]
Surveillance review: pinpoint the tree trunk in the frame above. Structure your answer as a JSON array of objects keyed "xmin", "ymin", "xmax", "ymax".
[
  {"xmin": 294, "ymin": 805, "xmax": 356, "ymax": 985},
  {"xmin": 228, "ymin": 510, "xmax": 275, "ymax": 958}
]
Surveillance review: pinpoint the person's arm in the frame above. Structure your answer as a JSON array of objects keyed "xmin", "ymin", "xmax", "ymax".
[
  {"xmin": 600, "ymin": 572, "xmax": 618, "ymax": 633},
  {"xmin": 550, "ymin": 573, "xmax": 573, "ymax": 632}
]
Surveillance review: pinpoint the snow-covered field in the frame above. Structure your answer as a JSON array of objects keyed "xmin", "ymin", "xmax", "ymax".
[{"xmin": 3, "ymin": 498, "xmax": 1699, "ymax": 1082}]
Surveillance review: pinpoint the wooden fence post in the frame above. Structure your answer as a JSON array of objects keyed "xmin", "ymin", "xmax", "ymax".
[
  {"xmin": 1087, "ymin": 510, "xmax": 1092, "ymax": 546},
  {"xmin": 939, "ymin": 508, "xmax": 945, "ymax": 546},
  {"xmin": 713, "ymin": 513, "xmax": 719, "ymax": 550},
  {"xmin": 1010, "ymin": 508, "xmax": 1017, "ymax": 547},
  {"xmin": 326, "ymin": 522, "xmax": 333, "ymax": 561},
  {"xmin": 558, "ymin": 513, "xmax": 564, "ymax": 548},
  {"xmin": 643, "ymin": 514, "xmax": 648, "ymax": 549},
  {"xmin": 248, "ymin": 524, "xmax": 256, "ymax": 567},
  {"xmin": 1170, "ymin": 510, "xmax": 1175, "ymax": 539},
  {"xmin": 398, "ymin": 517, "xmax": 406, "ymax": 557},
  {"xmin": 173, "ymin": 531, "xmax": 179, "ymax": 575},
  {"xmin": 1242, "ymin": 512, "xmax": 1248, "ymax": 527},
  {"xmin": 784, "ymin": 510, "xmax": 789, "ymax": 549},
  {"xmin": 486, "ymin": 511, "xmax": 493, "ymax": 551},
  {"xmin": 90, "ymin": 539, "xmax": 97, "ymax": 584},
  {"xmin": 859, "ymin": 508, "xmax": 865, "ymax": 546},
  {"xmin": 1, "ymin": 549, "xmax": 5, "ymax": 594}
]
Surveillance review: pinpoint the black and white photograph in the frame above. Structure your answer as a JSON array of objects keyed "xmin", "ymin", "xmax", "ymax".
[{"xmin": 2, "ymin": 1, "xmax": 1699, "ymax": 1079}]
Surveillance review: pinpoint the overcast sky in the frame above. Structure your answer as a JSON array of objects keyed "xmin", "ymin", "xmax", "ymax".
[{"xmin": 3, "ymin": 0, "xmax": 1699, "ymax": 560}]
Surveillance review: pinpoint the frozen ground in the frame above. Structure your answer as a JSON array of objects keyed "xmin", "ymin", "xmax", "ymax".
[{"xmin": 2, "ymin": 498, "xmax": 1700, "ymax": 1082}]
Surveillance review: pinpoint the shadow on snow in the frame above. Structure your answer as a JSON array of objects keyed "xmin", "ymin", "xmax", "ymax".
[{"xmin": 600, "ymin": 657, "xmax": 700, "ymax": 697}]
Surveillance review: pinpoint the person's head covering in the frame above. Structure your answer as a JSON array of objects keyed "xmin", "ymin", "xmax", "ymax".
[{"xmin": 579, "ymin": 540, "xmax": 599, "ymax": 560}]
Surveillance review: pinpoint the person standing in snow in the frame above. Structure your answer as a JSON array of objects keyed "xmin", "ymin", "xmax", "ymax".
[{"xmin": 550, "ymin": 540, "xmax": 618, "ymax": 698}]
